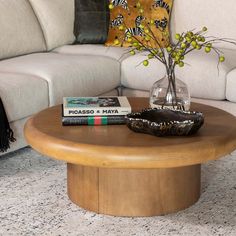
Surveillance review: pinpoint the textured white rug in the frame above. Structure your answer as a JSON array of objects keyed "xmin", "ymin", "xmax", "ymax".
[{"xmin": 0, "ymin": 147, "xmax": 236, "ymax": 236}]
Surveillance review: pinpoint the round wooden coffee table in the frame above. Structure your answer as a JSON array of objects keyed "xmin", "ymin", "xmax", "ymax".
[{"xmin": 24, "ymin": 97, "xmax": 236, "ymax": 216}]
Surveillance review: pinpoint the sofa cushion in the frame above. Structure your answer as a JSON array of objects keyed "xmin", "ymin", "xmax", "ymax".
[
  {"xmin": 121, "ymin": 49, "xmax": 236, "ymax": 100},
  {"xmin": 0, "ymin": 0, "xmax": 46, "ymax": 60},
  {"xmin": 0, "ymin": 73, "xmax": 49, "ymax": 122},
  {"xmin": 54, "ymin": 44, "xmax": 130, "ymax": 61},
  {"xmin": 29, "ymin": 0, "xmax": 75, "ymax": 50},
  {"xmin": 74, "ymin": 0, "xmax": 110, "ymax": 44},
  {"xmin": 121, "ymin": 52, "xmax": 166, "ymax": 91},
  {"xmin": 0, "ymin": 53, "xmax": 120, "ymax": 106},
  {"xmin": 174, "ymin": 49, "xmax": 236, "ymax": 100},
  {"xmin": 106, "ymin": 0, "xmax": 173, "ymax": 47},
  {"xmin": 226, "ymin": 69, "xmax": 236, "ymax": 103},
  {"xmin": 170, "ymin": 0, "xmax": 236, "ymax": 50}
]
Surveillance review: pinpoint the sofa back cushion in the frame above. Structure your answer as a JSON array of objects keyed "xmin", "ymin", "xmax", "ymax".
[
  {"xmin": 29, "ymin": 0, "xmax": 75, "ymax": 50},
  {"xmin": 106, "ymin": 0, "xmax": 173, "ymax": 47},
  {"xmin": 170, "ymin": 0, "xmax": 236, "ymax": 50},
  {"xmin": 74, "ymin": 0, "xmax": 110, "ymax": 44},
  {"xmin": 0, "ymin": 0, "xmax": 46, "ymax": 60}
]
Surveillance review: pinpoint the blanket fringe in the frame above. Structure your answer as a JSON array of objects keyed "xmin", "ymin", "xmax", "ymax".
[{"xmin": 0, "ymin": 98, "xmax": 15, "ymax": 152}]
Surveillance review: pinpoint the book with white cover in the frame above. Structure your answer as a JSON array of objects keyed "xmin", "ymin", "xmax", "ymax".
[{"xmin": 63, "ymin": 96, "xmax": 131, "ymax": 117}]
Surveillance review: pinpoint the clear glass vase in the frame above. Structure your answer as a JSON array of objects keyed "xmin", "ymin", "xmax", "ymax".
[{"xmin": 149, "ymin": 75, "xmax": 190, "ymax": 111}]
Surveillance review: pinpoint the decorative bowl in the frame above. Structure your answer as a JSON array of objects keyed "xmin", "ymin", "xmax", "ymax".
[{"xmin": 126, "ymin": 108, "xmax": 204, "ymax": 136}]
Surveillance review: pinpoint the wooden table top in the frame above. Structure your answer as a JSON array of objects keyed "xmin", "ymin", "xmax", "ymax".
[{"xmin": 24, "ymin": 97, "xmax": 236, "ymax": 168}]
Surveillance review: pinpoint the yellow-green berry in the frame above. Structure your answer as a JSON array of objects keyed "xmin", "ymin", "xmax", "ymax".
[
  {"xmin": 114, "ymin": 39, "xmax": 120, "ymax": 45},
  {"xmin": 197, "ymin": 36, "xmax": 202, "ymax": 42},
  {"xmin": 186, "ymin": 36, "xmax": 191, "ymax": 43},
  {"xmin": 108, "ymin": 4, "xmax": 114, "ymax": 10},
  {"xmin": 152, "ymin": 49, "xmax": 158, "ymax": 55},
  {"xmin": 166, "ymin": 46, "xmax": 172, "ymax": 52},
  {"xmin": 138, "ymin": 46, "xmax": 145, "ymax": 51},
  {"xmin": 196, "ymin": 44, "xmax": 201, "ymax": 50},
  {"xmin": 175, "ymin": 55, "xmax": 181, "ymax": 61},
  {"xmin": 143, "ymin": 60, "xmax": 149, "ymax": 66},
  {"xmin": 219, "ymin": 56, "xmax": 225, "ymax": 62},
  {"xmin": 205, "ymin": 47, "xmax": 211, "ymax": 53},
  {"xmin": 148, "ymin": 54, "xmax": 154, "ymax": 59},
  {"xmin": 139, "ymin": 24, "xmax": 144, "ymax": 29},
  {"xmin": 179, "ymin": 61, "xmax": 184, "ymax": 67},
  {"xmin": 127, "ymin": 38, "xmax": 132, "ymax": 43},
  {"xmin": 175, "ymin": 33, "xmax": 181, "ymax": 40},
  {"xmin": 172, "ymin": 52, "xmax": 177, "ymax": 58},
  {"xmin": 191, "ymin": 41, "xmax": 197, "ymax": 48},
  {"xmin": 189, "ymin": 31, "xmax": 194, "ymax": 37},
  {"xmin": 130, "ymin": 50, "xmax": 135, "ymax": 55},
  {"xmin": 181, "ymin": 42, "xmax": 187, "ymax": 49},
  {"xmin": 200, "ymin": 36, "xmax": 205, "ymax": 42}
]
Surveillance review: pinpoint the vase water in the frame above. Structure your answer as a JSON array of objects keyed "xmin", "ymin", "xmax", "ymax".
[{"xmin": 149, "ymin": 74, "xmax": 190, "ymax": 111}]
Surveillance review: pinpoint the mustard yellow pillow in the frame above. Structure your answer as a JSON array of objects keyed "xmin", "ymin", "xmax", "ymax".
[{"xmin": 105, "ymin": 0, "xmax": 173, "ymax": 48}]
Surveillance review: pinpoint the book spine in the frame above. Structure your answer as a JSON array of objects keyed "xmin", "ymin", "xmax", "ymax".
[
  {"xmin": 62, "ymin": 116, "xmax": 127, "ymax": 126},
  {"xmin": 63, "ymin": 107, "xmax": 131, "ymax": 117}
]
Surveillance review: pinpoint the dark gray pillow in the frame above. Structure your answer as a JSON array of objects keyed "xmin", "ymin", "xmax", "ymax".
[{"xmin": 74, "ymin": 0, "xmax": 110, "ymax": 44}]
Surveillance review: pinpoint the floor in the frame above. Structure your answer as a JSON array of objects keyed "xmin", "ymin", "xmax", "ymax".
[{"xmin": 0, "ymin": 147, "xmax": 236, "ymax": 236}]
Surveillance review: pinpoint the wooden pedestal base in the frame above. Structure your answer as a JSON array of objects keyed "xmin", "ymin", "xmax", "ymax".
[{"xmin": 67, "ymin": 164, "xmax": 201, "ymax": 216}]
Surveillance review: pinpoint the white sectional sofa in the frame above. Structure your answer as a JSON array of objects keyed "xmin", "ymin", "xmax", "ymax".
[{"xmin": 0, "ymin": 0, "xmax": 236, "ymax": 155}]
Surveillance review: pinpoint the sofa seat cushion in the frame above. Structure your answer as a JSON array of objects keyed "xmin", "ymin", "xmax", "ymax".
[
  {"xmin": 121, "ymin": 49, "xmax": 236, "ymax": 100},
  {"xmin": 0, "ymin": 0, "xmax": 46, "ymax": 60},
  {"xmin": 226, "ymin": 69, "xmax": 236, "ymax": 103},
  {"xmin": 0, "ymin": 73, "xmax": 49, "ymax": 122},
  {"xmin": 54, "ymin": 44, "xmax": 130, "ymax": 61},
  {"xmin": 29, "ymin": 0, "xmax": 75, "ymax": 50},
  {"xmin": 0, "ymin": 53, "xmax": 120, "ymax": 105}
]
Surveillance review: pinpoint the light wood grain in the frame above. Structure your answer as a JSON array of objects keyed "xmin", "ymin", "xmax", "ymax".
[
  {"xmin": 24, "ymin": 97, "xmax": 236, "ymax": 216},
  {"xmin": 67, "ymin": 164, "xmax": 98, "ymax": 212},
  {"xmin": 24, "ymin": 97, "xmax": 236, "ymax": 168},
  {"xmin": 67, "ymin": 163, "xmax": 201, "ymax": 216}
]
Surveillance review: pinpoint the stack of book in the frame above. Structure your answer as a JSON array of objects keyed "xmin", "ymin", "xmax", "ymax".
[{"xmin": 62, "ymin": 96, "xmax": 131, "ymax": 126}]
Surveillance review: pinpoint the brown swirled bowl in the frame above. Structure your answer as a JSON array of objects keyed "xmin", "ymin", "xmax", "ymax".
[{"xmin": 126, "ymin": 108, "xmax": 204, "ymax": 136}]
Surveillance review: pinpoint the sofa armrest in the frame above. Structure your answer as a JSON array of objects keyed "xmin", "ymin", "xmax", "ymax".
[{"xmin": 226, "ymin": 68, "xmax": 236, "ymax": 103}]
